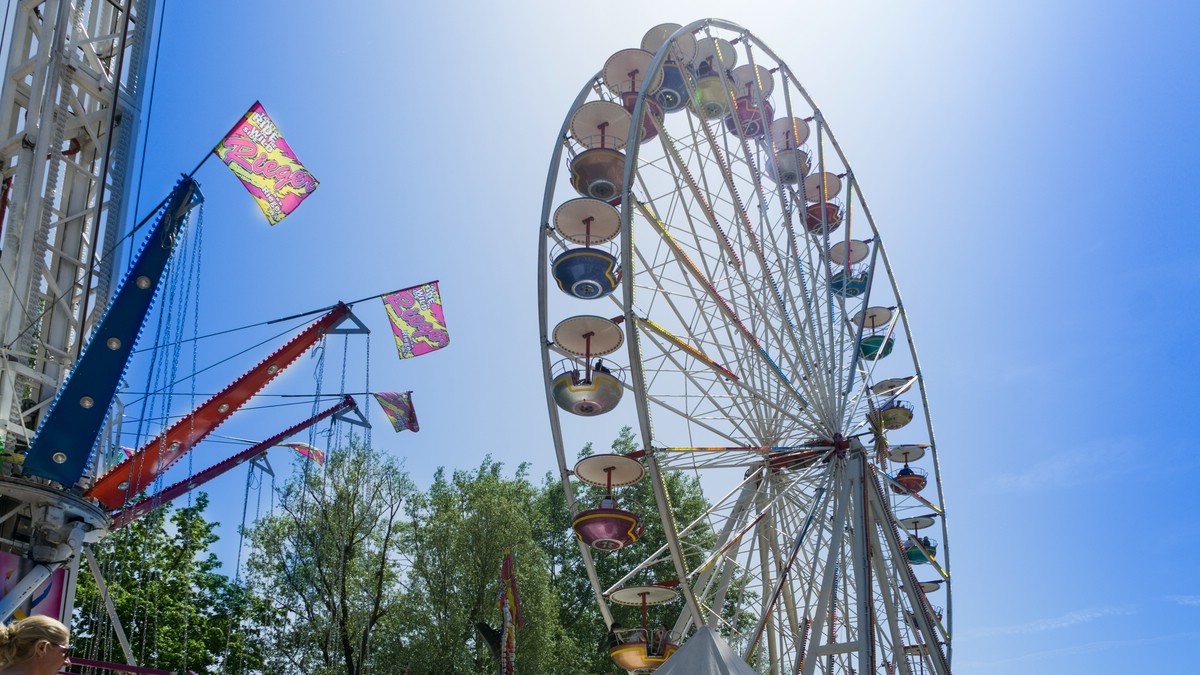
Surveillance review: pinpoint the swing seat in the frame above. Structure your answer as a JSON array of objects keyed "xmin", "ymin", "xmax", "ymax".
[
  {"xmin": 609, "ymin": 639, "xmax": 678, "ymax": 673},
  {"xmin": 879, "ymin": 401, "xmax": 914, "ymax": 430},
  {"xmin": 892, "ymin": 468, "xmax": 928, "ymax": 494},
  {"xmin": 551, "ymin": 369, "xmax": 624, "ymax": 416},
  {"xmin": 766, "ymin": 149, "xmax": 809, "ymax": 184},
  {"xmin": 831, "ymin": 269, "xmax": 869, "ymax": 297},
  {"xmin": 573, "ymin": 507, "xmax": 643, "ymax": 551},
  {"xmin": 691, "ymin": 74, "xmax": 730, "ymax": 119},
  {"xmin": 859, "ymin": 335, "xmax": 894, "ymax": 360},
  {"xmin": 656, "ymin": 60, "xmax": 692, "ymax": 112},
  {"xmin": 724, "ymin": 96, "xmax": 773, "ymax": 139},
  {"xmin": 570, "ymin": 148, "xmax": 626, "ymax": 201},
  {"xmin": 552, "ymin": 249, "xmax": 621, "ymax": 300},
  {"xmin": 622, "ymin": 92, "xmax": 664, "ymax": 144},
  {"xmin": 904, "ymin": 539, "xmax": 938, "ymax": 564},
  {"xmin": 804, "ymin": 203, "xmax": 842, "ymax": 234}
]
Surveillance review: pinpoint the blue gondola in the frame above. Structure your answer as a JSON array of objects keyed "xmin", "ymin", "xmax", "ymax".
[{"xmin": 552, "ymin": 248, "xmax": 621, "ymax": 299}]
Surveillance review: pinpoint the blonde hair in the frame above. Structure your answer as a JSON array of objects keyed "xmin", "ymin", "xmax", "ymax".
[{"xmin": 0, "ymin": 616, "xmax": 69, "ymax": 667}]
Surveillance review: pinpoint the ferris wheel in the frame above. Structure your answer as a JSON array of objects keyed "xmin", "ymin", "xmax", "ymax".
[{"xmin": 537, "ymin": 19, "xmax": 952, "ymax": 675}]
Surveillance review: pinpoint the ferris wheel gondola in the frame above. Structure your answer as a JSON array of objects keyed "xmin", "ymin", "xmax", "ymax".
[{"xmin": 538, "ymin": 19, "xmax": 953, "ymax": 675}]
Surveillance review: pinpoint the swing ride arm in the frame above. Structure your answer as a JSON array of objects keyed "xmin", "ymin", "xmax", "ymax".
[
  {"xmin": 87, "ymin": 302, "xmax": 353, "ymax": 510},
  {"xmin": 110, "ymin": 395, "xmax": 357, "ymax": 528},
  {"xmin": 23, "ymin": 177, "xmax": 203, "ymax": 487}
]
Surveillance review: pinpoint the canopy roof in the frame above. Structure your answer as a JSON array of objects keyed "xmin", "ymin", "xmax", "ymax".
[{"xmin": 656, "ymin": 627, "xmax": 759, "ymax": 675}]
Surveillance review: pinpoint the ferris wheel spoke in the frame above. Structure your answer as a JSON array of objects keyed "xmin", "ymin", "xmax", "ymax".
[
  {"xmin": 749, "ymin": 472, "xmax": 831, "ymax": 665},
  {"xmin": 868, "ymin": 504, "xmax": 950, "ymax": 672},
  {"xmin": 866, "ymin": 523, "xmax": 919, "ymax": 675},
  {"xmin": 637, "ymin": 327, "xmax": 824, "ymax": 440},
  {"xmin": 605, "ymin": 468, "xmax": 760, "ymax": 598},
  {"xmin": 648, "ymin": 119, "xmax": 744, "ymax": 267},
  {"xmin": 634, "ymin": 200, "xmax": 809, "ymax": 408},
  {"xmin": 632, "ymin": 305, "xmax": 764, "ymax": 436},
  {"xmin": 867, "ymin": 472, "xmax": 951, "ymax": 672},
  {"xmin": 692, "ymin": 115, "xmax": 810, "ymax": 368},
  {"xmin": 643, "ymin": 125, "xmax": 835, "ymax": 421}
]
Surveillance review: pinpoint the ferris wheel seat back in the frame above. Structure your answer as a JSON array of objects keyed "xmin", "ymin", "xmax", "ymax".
[
  {"xmin": 765, "ymin": 149, "xmax": 811, "ymax": 184},
  {"xmin": 572, "ymin": 507, "xmax": 643, "ymax": 550},
  {"xmin": 858, "ymin": 335, "xmax": 895, "ymax": 360},
  {"xmin": 570, "ymin": 148, "xmax": 626, "ymax": 201},
  {"xmin": 878, "ymin": 401, "xmax": 915, "ymax": 430},
  {"xmin": 609, "ymin": 639, "xmax": 678, "ymax": 672},
  {"xmin": 551, "ymin": 368, "xmax": 624, "ymax": 416},
  {"xmin": 830, "ymin": 268, "xmax": 870, "ymax": 297},
  {"xmin": 904, "ymin": 538, "xmax": 938, "ymax": 564},
  {"xmin": 622, "ymin": 92, "xmax": 665, "ymax": 144},
  {"xmin": 691, "ymin": 73, "xmax": 731, "ymax": 119},
  {"xmin": 804, "ymin": 202, "xmax": 842, "ymax": 235},
  {"xmin": 552, "ymin": 248, "xmax": 622, "ymax": 299},
  {"xmin": 724, "ymin": 96, "xmax": 773, "ymax": 139},
  {"xmin": 655, "ymin": 60, "xmax": 694, "ymax": 112},
  {"xmin": 892, "ymin": 467, "xmax": 928, "ymax": 494}
]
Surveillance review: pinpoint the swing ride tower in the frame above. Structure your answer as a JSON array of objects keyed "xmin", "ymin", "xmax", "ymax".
[
  {"xmin": 0, "ymin": 0, "xmax": 157, "ymax": 452},
  {"xmin": 0, "ymin": 0, "xmax": 158, "ymax": 628}
]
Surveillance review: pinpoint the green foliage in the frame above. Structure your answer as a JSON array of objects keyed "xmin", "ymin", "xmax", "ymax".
[
  {"xmin": 377, "ymin": 457, "xmax": 577, "ymax": 675},
  {"xmin": 78, "ymin": 428, "xmax": 720, "ymax": 674},
  {"xmin": 72, "ymin": 493, "xmax": 264, "ymax": 673},
  {"xmin": 246, "ymin": 436, "xmax": 414, "ymax": 675}
]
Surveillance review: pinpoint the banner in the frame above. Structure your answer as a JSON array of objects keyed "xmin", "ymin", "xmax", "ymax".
[
  {"xmin": 0, "ymin": 550, "xmax": 65, "ymax": 620},
  {"xmin": 214, "ymin": 101, "xmax": 319, "ymax": 225},
  {"xmin": 499, "ymin": 549, "xmax": 524, "ymax": 628},
  {"xmin": 381, "ymin": 281, "xmax": 449, "ymax": 360},
  {"xmin": 372, "ymin": 392, "xmax": 419, "ymax": 433},
  {"xmin": 279, "ymin": 441, "xmax": 325, "ymax": 465}
]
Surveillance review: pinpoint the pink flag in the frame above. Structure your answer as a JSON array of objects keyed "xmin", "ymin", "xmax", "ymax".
[
  {"xmin": 372, "ymin": 392, "xmax": 419, "ymax": 433},
  {"xmin": 381, "ymin": 282, "xmax": 449, "ymax": 360},
  {"xmin": 214, "ymin": 101, "xmax": 319, "ymax": 225},
  {"xmin": 279, "ymin": 442, "xmax": 325, "ymax": 465}
]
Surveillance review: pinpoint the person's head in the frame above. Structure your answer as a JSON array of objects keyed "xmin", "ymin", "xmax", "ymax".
[{"xmin": 0, "ymin": 616, "xmax": 71, "ymax": 673}]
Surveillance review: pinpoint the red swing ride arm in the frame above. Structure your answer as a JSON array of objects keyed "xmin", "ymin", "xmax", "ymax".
[
  {"xmin": 110, "ymin": 395, "xmax": 357, "ymax": 528},
  {"xmin": 87, "ymin": 303, "xmax": 352, "ymax": 510}
]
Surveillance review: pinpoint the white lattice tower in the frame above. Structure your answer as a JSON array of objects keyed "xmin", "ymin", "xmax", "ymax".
[{"xmin": 0, "ymin": 0, "xmax": 157, "ymax": 451}]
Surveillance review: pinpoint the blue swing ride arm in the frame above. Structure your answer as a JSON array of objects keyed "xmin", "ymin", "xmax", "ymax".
[{"xmin": 23, "ymin": 176, "xmax": 203, "ymax": 486}]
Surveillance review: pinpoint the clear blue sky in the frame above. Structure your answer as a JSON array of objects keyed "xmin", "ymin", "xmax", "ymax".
[{"xmin": 107, "ymin": 1, "xmax": 1200, "ymax": 672}]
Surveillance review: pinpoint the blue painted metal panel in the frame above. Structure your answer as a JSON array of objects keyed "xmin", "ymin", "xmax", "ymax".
[{"xmin": 23, "ymin": 177, "xmax": 203, "ymax": 486}]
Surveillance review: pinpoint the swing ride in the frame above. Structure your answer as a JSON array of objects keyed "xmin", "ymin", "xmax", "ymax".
[
  {"xmin": 0, "ymin": 1, "xmax": 441, "ymax": 672},
  {"xmin": 539, "ymin": 19, "xmax": 952, "ymax": 674}
]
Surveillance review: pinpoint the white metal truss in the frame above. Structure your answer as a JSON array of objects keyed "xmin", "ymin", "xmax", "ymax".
[{"xmin": 0, "ymin": 0, "xmax": 156, "ymax": 450}]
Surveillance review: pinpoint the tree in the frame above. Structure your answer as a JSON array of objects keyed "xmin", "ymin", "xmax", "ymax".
[
  {"xmin": 245, "ymin": 436, "xmax": 414, "ymax": 675},
  {"xmin": 72, "ymin": 493, "xmax": 264, "ymax": 673},
  {"xmin": 377, "ymin": 457, "xmax": 577, "ymax": 674},
  {"xmin": 532, "ymin": 426, "xmax": 716, "ymax": 674}
]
